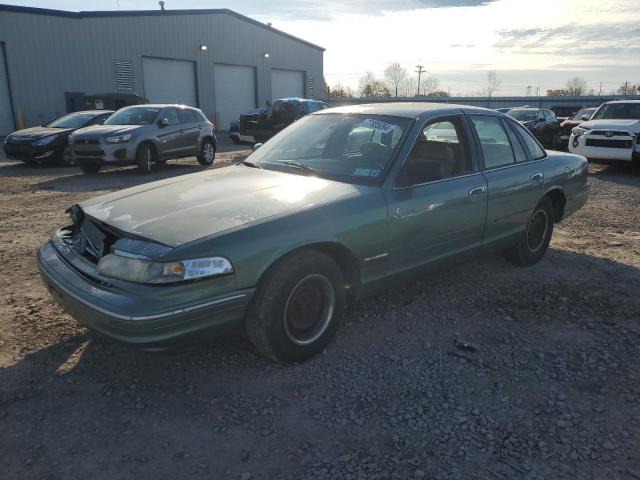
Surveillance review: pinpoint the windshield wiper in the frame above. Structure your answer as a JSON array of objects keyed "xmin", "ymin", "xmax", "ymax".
[
  {"xmin": 242, "ymin": 159, "xmax": 262, "ymax": 169},
  {"xmin": 282, "ymin": 161, "xmax": 323, "ymax": 177}
]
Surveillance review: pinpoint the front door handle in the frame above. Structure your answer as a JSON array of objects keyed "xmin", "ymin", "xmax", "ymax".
[
  {"xmin": 468, "ymin": 186, "xmax": 487, "ymax": 196},
  {"xmin": 530, "ymin": 172, "xmax": 543, "ymax": 182}
]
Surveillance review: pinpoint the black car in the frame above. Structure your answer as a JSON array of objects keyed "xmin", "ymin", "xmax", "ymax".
[
  {"xmin": 229, "ymin": 107, "xmax": 267, "ymax": 144},
  {"xmin": 239, "ymin": 97, "xmax": 328, "ymax": 143},
  {"xmin": 506, "ymin": 108, "xmax": 560, "ymax": 148},
  {"xmin": 3, "ymin": 110, "xmax": 114, "ymax": 165}
]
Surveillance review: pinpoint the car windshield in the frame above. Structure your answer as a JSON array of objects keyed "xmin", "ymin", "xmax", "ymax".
[
  {"xmin": 592, "ymin": 103, "xmax": 640, "ymax": 120},
  {"xmin": 46, "ymin": 113, "xmax": 96, "ymax": 129},
  {"xmin": 508, "ymin": 109, "xmax": 538, "ymax": 121},
  {"xmin": 104, "ymin": 107, "xmax": 160, "ymax": 125},
  {"xmin": 570, "ymin": 108, "xmax": 596, "ymax": 121},
  {"xmin": 248, "ymin": 113, "xmax": 412, "ymax": 185}
]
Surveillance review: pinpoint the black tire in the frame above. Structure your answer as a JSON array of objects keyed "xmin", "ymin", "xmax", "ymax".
[
  {"xmin": 197, "ymin": 138, "xmax": 216, "ymax": 166},
  {"xmin": 246, "ymin": 250, "xmax": 345, "ymax": 363},
  {"xmin": 136, "ymin": 143, "xmax": 153, "ymax": 174},
  {"xmin": 59, "ymin": 145, "xmax": 74, "ymax": 166},
  {"xmin": 79, "ymin": 161, "xmax": 100, "ymax": 174},
  {"xmin": 503, "ymin": 196, "xmax": 554, "ymax": 266}
]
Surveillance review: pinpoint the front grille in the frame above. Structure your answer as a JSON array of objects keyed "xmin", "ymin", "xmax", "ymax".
[
  {"xmin": 590, "ymin": 130, "xmax": 631, "ymax": 137},
  {"xmin": 586, "ymin": 139, "xmax": 633, "ymax": 149},
  {"xmin": 71, "ymin": 218, "xmax": 121, "ymax": 264}
]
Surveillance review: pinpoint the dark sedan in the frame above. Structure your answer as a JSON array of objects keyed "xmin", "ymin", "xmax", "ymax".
[
  {"xmin": 507, "ymin": 108, "xmax": 560, "ymax": 148},
  {"xmin": 3, "ymin": 110, "xmax": 113, "ymax": 165}
]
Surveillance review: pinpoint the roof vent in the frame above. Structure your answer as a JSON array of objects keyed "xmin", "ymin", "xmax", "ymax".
[{"xmin": 114, "ymin": 60, "xmax": 134, "ymax": 91}]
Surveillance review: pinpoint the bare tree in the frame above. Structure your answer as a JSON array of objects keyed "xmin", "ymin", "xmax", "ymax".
[
  {"xmin": 422, "ymin": 76, "xmax": 440, "ymax": 96},
  {"xmin": 401, "ymin": 77, "xmax": 417, "ymax": 97},
  {"xmin": 484, "ymin": 71, "xmax": 501, "ymax": 98},
  {"xmin": 328, "ymin": 83, "xmax": 354, "ymax": 98},
  {"xmin": 566, "ymin": 77, "xmax": 587, "ymax": 96},
  {"xmin": 384, "ymin": 63, "xmax": 408, "ymax": 97},
  {"xmin": 359, "ymin": 71, "xmax": 390, "ymax": 97}
]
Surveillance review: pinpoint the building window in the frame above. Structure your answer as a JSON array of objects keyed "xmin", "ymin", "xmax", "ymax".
[{"xmin": 114, "ymin": 60, "xmax": 134, "ymax": 91}]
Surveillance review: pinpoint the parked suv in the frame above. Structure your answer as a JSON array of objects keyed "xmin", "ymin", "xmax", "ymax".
[
  {"xmin": 569, "ymin": 100, "xmax": 640, "ymax": 165},
  {"xmin": 558, "ymin": 107, "xmax": 597, "ymax": 148},
  {"xmin": 3, "ymin": 110, "xmax": 113, "ymax": 165},
  {"xmin": 70, "ymin": 104, "xmax": 215, "ymax": 174},
  {"xmin": 507, "ymin": 108, "xmax": 560, "ymax": 147}
]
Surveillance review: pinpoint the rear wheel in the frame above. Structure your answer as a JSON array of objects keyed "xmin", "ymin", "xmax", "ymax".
[
  {"xmin": 504, "ymin": 196, "xmax": 554, "ymax": 266},
  {"xmin": 136, "ymin": 143, "xmax": 153, "ymax": 174},
  {"xmin": 197, "ymin": 138, "xmax": 216, "ymax": 166},
  {"xmin": 246, "ymin": 250, "xmax": 345, "ymax": 363},
  {"xmin": 79, "ymin": 161, "xmax": 100, "ymax": 174}
]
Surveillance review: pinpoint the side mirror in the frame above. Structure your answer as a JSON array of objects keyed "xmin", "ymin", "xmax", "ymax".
[
  {"xmin": 580, "ymin": 115, "xmax": 590, "ymax": 121},
  {"xmin": 159, "ymin": 118, "xmax": 169, "ymax": 128},
  {"xmin": 252, "ymin": 142, "xmax": 263, "ymax": 151}
]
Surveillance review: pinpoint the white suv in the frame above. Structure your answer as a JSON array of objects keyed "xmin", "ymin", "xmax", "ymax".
[{"xmin": 568, "ymin": 100, "xmax": 640, "ymax": 165}]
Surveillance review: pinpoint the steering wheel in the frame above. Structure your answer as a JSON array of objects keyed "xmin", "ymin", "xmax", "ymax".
[{"xmin": 359, "ymin": 142, "xmax": 390, "ymax": 169}]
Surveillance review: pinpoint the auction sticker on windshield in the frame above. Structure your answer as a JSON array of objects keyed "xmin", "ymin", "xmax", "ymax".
[{"xmin": 358, "ymin": 119, "xmax": 396, "ymax": 134}]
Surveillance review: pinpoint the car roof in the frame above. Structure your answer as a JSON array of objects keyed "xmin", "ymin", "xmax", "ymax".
[
  {"xmin": 124, "ymin": 104, "xmax": 200, "ymax": 110},
  {"xmin": 603, "ymin": 100, "xmax": 640, "ymax": 104},
  {"xmin": 71, "ymin": 110, "xmax": 115, "ymax": 115},
  {"xmin": 314, "ymin": 102, "xmax": 502, "ymax": 119}
]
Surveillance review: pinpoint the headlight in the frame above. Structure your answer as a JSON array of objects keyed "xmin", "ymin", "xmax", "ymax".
[
  {"xmin": 105, "ymin": 133, "xmax": 132, "ymax": 144},
  {"xmin": 96, "ymin": 254, "xmax": 233, "ymax": 284},
  {"xmin": 33, "ymin": 135, "xmax": 59, "ymax": 146},
  {"xmin": 572, "ymin": 126, "xmax": 589, "ymax": 136}
]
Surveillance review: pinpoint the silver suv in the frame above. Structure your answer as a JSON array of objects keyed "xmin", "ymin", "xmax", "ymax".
[{"xmin": 69, "ymin": 104, "xmax": 216, "ymax": 174}]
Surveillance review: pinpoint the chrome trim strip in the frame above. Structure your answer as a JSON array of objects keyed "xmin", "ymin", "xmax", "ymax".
[
  {"xmin": 364, "ymin": 252, "xmax": 389, "ymax": 262},
  {"xmin": 38, "ymin": 253, "xmax": 247, "ymax": 322},
  {"xmin": 393, "ymin": 171, "xmax": 482, "ymax": 191}
]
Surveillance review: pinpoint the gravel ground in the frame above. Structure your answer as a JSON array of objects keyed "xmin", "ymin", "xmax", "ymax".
[{"xmin": 1, "ymin": 142, "xmax": 639, "ymax": 480}]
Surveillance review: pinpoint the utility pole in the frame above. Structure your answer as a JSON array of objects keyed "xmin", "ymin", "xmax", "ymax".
[
  {"xmin": 415, "ymin": 65, "xmax": 425, "ymax": 97},
  {"xmin": 624, "ymin": 81, "xmax": 629, "ymax": 96},
  {"xmin": 526, "ymin": 85, "xmax": 531, "ymax": 96},
  {"xmin": 536, "ymin": 86, "xmax": 540, "ymax": 96},
  {"xmin": 598, "ymin": 82, "xmax": 603, "ymax": 96}
]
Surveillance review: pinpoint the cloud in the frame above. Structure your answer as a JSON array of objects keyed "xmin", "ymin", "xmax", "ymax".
[{"xmin": 241, "ymin": 0, "xmax": 497, "ymax": 20}]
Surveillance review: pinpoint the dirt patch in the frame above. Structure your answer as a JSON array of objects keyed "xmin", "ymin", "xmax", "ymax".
[{"xmin": 1, "ymin": 149, "xmax": 639, "ymax": 480}]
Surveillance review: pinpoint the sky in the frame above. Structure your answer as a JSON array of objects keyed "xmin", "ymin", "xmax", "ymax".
[{"xmin": 5, "ymin": 0, "xmax": 640, "ymax": 96}]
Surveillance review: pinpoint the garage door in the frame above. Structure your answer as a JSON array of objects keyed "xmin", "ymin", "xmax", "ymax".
[
  {"xmin": 142, "ymin": 57, "xmax": 197, "ymax": 106},
  {"xmin": 213, "ymin": 64, "xmax": 256, "ymax": 130},
  {"xmin": 271, "ymin": 69, "xmax": 304, "ymax": 100},
  {"xmin": 0, "ymin": 44, "xmax": 14, "ymax": 137}
]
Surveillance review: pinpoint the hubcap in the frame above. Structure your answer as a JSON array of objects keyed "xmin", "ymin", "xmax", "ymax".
[
  {"xmin": 204, "ymin": 143, "xmax": 214, "ymax": 163},
  {"xmin": 283, "ymin": 274, "xmax": 335, "ymax": 346},
  {"xmin": 527, "ymin": 209, "xmax": 549, "ymax": 253}
]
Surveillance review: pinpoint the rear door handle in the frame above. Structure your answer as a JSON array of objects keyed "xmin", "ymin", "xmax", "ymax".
[
  {"xmin": 468, "ymin": 186, "xmax": 487, "ymax": 196},
  {"xmin": 530, "ymin": 172, "xmax": 543, "ymax": 182}
]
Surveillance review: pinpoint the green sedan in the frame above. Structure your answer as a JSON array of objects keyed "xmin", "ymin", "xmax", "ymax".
[{"xmin": 37, "ymin": 103, "xmax": 589, "ymax": 362}]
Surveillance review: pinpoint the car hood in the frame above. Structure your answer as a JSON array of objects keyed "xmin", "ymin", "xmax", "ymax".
[
  {"xmin": 80, "ymin": 166, "xmax": 362, "ymax": 247},
  {"xmin": 8, "ymin": 126, "xmax": 70, "ymax": 140},
  {"xmin": 579, "ymin": 119, "xmax": 640, "ymax": 132},
  {"xmin": 72, "ymin": 124, "xmax": 143, "ymax": 139}
]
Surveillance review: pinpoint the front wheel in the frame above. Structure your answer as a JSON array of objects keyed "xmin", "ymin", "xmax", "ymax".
[
  {"xmin": 246, "ymin": 250, "xmax": 345, "ymax": 363},
  {"xmin": 503, "ymin": 196, "xmax": 554, "ymax": 266},
  {"xmin": 136, "ymin": 143, "xmax": 153, "ymax": 174},
  {"xmin": 197, "ymin": 139, "xmax": 215, "ymax": 166},
  {"xmin": 60, "ymin": 146, "xmax": 74, "ymax": 166}
]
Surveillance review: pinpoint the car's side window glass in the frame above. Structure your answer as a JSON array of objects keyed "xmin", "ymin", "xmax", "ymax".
[
  {"xmin": 397, "ymin": 117, "xmax": 472, "ymax": 187},
  {"xmin": 509, "ymin": 120, "xmax": 546, "ymax": 160},
  {"xmin": 178, "ymin": 109, "xmax": 198, "ymax": 124},
  {"xmin": 163, "ymin": 108, "xmax": 180, "ymax": 126},
  {"xmin": 502, "ymin": 119, "xmax": 528, "ymax": 163},
  {"xmin": 470, "ymin": 116, "xmax": 515, "ymax": 169}
]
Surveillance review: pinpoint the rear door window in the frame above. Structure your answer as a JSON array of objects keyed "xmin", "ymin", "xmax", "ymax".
[
  {"xmin": 508, "ymin": 120, "xmax": 546, "ymax": 160},
  {"xmin": 163, "ymin": 108, "xmax": 180, "ymax": 126},
  {"xmin": 470, "ymin": 116, "xmax": 515, "ymax": 169},
  {"xmin": 178, "ymin": 109, "xmax": 199, "ymax": 124}
]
